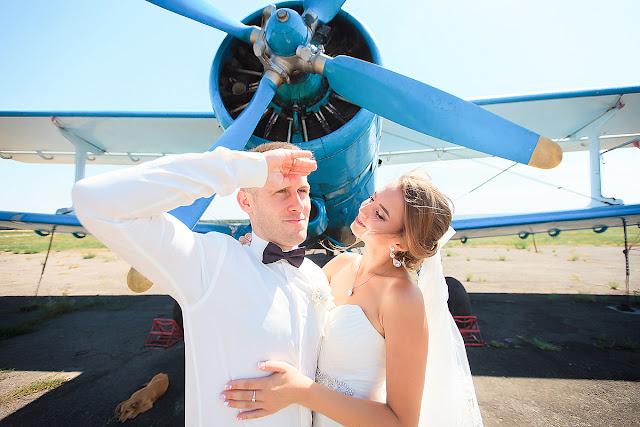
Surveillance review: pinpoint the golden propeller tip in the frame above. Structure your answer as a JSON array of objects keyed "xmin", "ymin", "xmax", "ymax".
[
  {"xmin": 528, "ymin": 136, "xmax": 562, "ymax": 169},
  {"xmin": 127, "ymin": 267, "xmax": 154, "ymax": 293}
]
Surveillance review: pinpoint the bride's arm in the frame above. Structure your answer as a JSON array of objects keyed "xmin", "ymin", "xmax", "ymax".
[{"xmin": 222, "ymin": 280, "xmax": 428, "ymax": 427}]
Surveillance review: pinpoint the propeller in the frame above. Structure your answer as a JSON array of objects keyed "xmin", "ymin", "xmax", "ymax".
[
  {"xmin": 127, "ymin": 75, "xmax": 280, "ymax": 293},
  {"xmin": 146, "ymin": 0, "xmax": 259, "ymax": 43},
  {"xmin": 168, "ymin": 76, "xmax": 279, "ymax": 228},
  {"xmin": 145, "ymin": 1, "xmax": 561, "ymax": 168},
  {"xmin": 316, "ymin": 55, "xmax": 562, "ymax": 169},
  {"xmin": 303, "ymin": 0, "xmax": 346, "ymax": 25}
]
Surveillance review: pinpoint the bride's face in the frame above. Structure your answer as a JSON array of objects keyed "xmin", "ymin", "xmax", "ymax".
[{"xmin": 351, "ymin": 182, "xmax": 406, "ymax": 245}]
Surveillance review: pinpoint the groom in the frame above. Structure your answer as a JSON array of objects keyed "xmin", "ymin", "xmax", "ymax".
[{"xmin": 72, "ymin": 142, "xmax": 329, "ymax": 426}]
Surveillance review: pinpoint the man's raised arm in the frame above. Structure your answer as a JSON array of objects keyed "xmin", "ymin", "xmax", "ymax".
[{"xmin": 72, "ymin": 147, "xmax": 268, "ymax": 305}]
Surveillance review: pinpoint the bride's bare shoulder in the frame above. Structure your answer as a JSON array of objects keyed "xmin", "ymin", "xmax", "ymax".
[
  {"xmin": 380, "ymin": 275, "xmax": 425, "ymax": 320},
  {"xmin": 322, "ymin": 252, "xmax": 359, "ymax": 279}
]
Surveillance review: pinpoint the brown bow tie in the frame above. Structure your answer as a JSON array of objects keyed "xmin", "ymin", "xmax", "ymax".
[{"xmin": 262, "ymin": 242, "xmax": 305, "ymax": 268}]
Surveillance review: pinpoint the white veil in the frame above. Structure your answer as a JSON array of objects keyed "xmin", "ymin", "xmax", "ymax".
[{"xmin": 417, "ymin": 227, "xmax": 483, "ymax": 426}]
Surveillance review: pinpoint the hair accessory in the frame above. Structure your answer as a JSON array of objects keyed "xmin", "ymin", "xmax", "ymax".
[{"xmin": 390, "ymin": 246, "xmax": 402, "ymax": 267}]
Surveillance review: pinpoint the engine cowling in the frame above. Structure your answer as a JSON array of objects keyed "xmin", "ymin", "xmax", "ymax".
[{"xmin": 209, "ymin": 1, "xmax": 383, "ymax": 244}]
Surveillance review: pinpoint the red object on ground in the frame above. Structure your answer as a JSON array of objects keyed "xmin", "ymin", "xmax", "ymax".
[
  {"xmin": 145, "ymin": 318, "xmax": 184, "ymax": 348},
  {"xmin": 453, "ymin": 316, "xmax": 484, "ymax": 347}
]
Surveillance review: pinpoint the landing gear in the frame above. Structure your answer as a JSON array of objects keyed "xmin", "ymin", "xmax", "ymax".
[{"xmin": 445, "ymin": 276, "xmax": 472, "ymax": 316}]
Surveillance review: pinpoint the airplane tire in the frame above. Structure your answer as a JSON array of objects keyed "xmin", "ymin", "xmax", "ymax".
[{"xmin": 445, "ymin": 276, "xmax": 472, "ymax": 316}]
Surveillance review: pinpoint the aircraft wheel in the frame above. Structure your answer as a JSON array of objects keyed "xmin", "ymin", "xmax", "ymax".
[{"xmin": 445, "ymin": 276, "xmax": 472, "ymax": 316}]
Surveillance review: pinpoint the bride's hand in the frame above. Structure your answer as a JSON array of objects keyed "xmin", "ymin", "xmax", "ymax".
[{"xmin": 221, "ymin": 360, "xmax": 314, "ymax": 421}]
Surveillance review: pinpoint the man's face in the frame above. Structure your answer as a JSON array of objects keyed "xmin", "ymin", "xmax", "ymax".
[{"xmin": 240, "ymin": 174, "xmax": 311, "ymax": 251}]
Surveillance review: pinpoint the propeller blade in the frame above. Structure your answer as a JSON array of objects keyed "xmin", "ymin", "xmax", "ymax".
[
  {"xmin": 303, "ymin": 0, "xmax": 346, "ymax": 24},
  {"xmin": 168, "ymin": 76, "xmax": 279, "ymax": 228},
  {"xmin": 320, "ymin": 56, "xmax": 562, "ymax": 169},
  {"xmin": 146, "ymin": 0, "xmax": 257, "ymax": 43}
]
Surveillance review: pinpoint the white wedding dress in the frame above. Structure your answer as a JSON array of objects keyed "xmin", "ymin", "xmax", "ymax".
[
  {"xmin": 313, "ymin": 304, "xmax": 386, "ymax": 426},
  {"xmin": 313, "ymin": 228, "xmax": 483, "ymax": 427}
]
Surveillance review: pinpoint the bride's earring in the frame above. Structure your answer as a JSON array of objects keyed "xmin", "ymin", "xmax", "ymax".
[{"xmin": 390, "ymin": 246, "xmax": 402, "ymax": 267}]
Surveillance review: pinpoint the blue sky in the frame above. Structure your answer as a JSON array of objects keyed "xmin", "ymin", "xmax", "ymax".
[{"xmin": 1, "ymin": 0, "xmax": 639, "ymax": 219}]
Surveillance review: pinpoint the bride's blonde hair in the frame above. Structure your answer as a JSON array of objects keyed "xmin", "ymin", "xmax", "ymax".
[{"xmin": 394, "ymin": 170, "xmax": 453, "ymax": 270}]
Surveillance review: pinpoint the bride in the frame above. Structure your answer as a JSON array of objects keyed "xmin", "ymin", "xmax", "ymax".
[{"xmin": 222, "ymin": 171, "xmax": 483, "ymax": 426}]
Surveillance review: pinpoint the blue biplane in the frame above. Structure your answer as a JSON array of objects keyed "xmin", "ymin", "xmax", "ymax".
[{"xmin": 1, "ymin": 0, "xmax": 639, "ymax": 286}]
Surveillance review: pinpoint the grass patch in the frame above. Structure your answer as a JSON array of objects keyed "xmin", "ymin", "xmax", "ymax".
[
  {"xmin": 478, "ymin": 256, "xmax": 507, "ymax": 262},
  {"xmin": 517, "ymin": 335, "xmax": 561, "ymax": 351},
  {"xmin": 82, "ymin": 253, "xmax": 97, "ymax": 259},
  {"xmin": 0, "ymin": 230, "xmax": 105, "ymax": 254},
  {"xmin": 487, "ymin": 340, "xmax": 510, "ymax": 348},
  {"xmin": 609, "ymin": 281, "xmax": 619, "ymax": 290},
  {"xmin": 622, "ymin": 337, "xmax": 638, "ymax": 351},
  {"xmin": 594, "ymin": 333, "xmax": 616, "ymax": 349},
  {"xmin": 571, "ymin": 274, "xmax": 581, "ymax": 281},
  {"xmin": 532, "ymin": 338, "xmax": 561, "ymax": 351},
  {"xmin": 0, "ymin": 321, "xmax": 39, "ymax": 340},
  {"xmin": 514, "ymin": 240, "xmax": 528, "ymax": 250},
  {"xmin": 0, "ymin": 375, "xmax": 70, "ymax": 404},
  {"xmin": 0, "ymin": 297, "xmax": 110, "ymax": 341},
  {"xmin": 18, "ymin": 299, "xmax": 43, "ymax": 313},
  {"xmin": 449, "ymin": 228, "xmax": 635, "ymax": 247},
  {"xmin": 547, "ymin": 293, "xmax": 558, "ymax": 304},
  {"xmin": 465, "ymin": 273, "xmax": 473, "ymax": 282},
  {"xmin": 42, "ymin": 298, "xmax": 77, "ymax": 317},
  {"xmin": 576, "ymin": 293, "xmax": 597, "ymax": 303},
  {"xmin": 569, "ymin": 255, "xmax": 580, "ymax": 261},
  {"xmin": 102, "ymin": 411, "xmax": 121, "ymax": 426}
]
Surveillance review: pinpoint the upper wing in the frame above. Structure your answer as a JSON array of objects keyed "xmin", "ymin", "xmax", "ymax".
[
  {"xmin": 379, "ymin": 85, "xmax": 640, "ymax": 165},
  {"xmin": 0, "ymin": 111, "xmax": 222, "ymax": 164}
]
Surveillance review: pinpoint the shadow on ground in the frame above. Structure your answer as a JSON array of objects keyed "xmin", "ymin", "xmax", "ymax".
[
  {"xmin": 466, "ymin": 292, "xmax": 639, "ymax": 382},
  {"xmin": 0, "ymin": 292, "xmax": 638, "ymax": 426},
  {"xmin": 0, "ymin": 295, "xmax": 185, "ymax": 426}
]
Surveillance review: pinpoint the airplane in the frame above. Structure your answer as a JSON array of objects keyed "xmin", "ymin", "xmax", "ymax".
[{"xmin": 1, "ymin": 0, "xmax": 639, "ymax": 293}]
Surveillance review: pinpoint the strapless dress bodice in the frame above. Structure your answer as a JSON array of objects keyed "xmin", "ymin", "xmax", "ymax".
[{"xmin": 313, "ymin": 304, "xmax": 386, "ymax": 426}]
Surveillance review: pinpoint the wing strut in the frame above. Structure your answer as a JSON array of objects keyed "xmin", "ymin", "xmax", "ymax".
[{"xmin": 51, "ymin": 117, "xmax": 106, "ymax": 183}]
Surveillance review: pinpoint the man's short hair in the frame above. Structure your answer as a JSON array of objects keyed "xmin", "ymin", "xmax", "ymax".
[{"xmin": 249, "ymin": 141, "xmax": 300, "ymax": 153}]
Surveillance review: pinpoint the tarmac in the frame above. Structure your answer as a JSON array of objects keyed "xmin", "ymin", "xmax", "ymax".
[{"xmin": 1, "ymin": 246, "xmax": 639, "ymax": 426}]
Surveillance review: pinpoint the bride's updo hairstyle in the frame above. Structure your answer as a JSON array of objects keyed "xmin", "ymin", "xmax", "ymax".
[{"xmin": 394, "ymin": 170, "xmax": 453, "ymax": 270}]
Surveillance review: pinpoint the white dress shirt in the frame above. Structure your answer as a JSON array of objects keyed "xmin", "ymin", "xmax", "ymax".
[{"xmin": 72, "ymin": 147, "xmax": 328, "ymax": 426}]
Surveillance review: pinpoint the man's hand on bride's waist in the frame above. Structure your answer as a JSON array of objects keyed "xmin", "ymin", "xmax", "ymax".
[{"xmin": 220, "ymin": 360, "xmax": 313, "ymax": 421}]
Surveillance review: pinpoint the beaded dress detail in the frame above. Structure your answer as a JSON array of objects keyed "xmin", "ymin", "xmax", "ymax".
[{"xmin": 313, "ymin": 304, "xmax": 386, "ymax": 427}]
